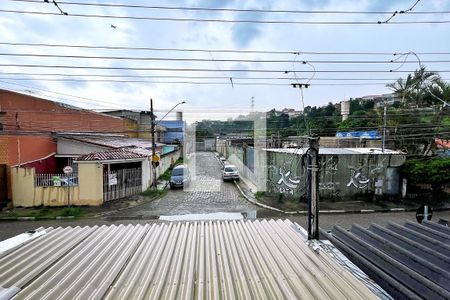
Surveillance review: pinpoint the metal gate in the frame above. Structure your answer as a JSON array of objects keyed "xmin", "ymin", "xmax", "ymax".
[
  {"xmin": 0, "ymin": 164, "xmax": 7, "ymax": 206},
  {"xmin": 103, "ymin": 168, "xmax": 142, "ymax": 202}
]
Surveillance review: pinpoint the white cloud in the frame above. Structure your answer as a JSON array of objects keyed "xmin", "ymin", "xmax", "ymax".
[{"xmin": 0, "ymin": 0, "xmax": 449, "ymax": 122}]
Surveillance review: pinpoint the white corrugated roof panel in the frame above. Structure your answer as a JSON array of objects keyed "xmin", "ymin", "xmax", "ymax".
[
  {"xmin": 0, "ymin": 220, "xmax": 378, "ymax": 300},
  {"xmin": 265, "ymin": 148, "xmax": 404, "ymax": 155}
]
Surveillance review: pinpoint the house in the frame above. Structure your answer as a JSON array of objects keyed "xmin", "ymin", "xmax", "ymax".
[
  {"xmin": 0, "ymin": 89, "xmax": 134, "ymax": 206},
  {"xmin": 158, "ymin": 112, "xmax": 185, "ymax": 144},
  {"xmin": 100, "ymin": 109, "xmax": 167, "ymax": 141},
  {"xmin": 12, "ymin": 137, "xmax": 181, "ymax": 206}
]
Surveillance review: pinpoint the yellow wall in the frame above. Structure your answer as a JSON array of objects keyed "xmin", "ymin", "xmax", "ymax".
[
  {"xmin": 12, "ymin": 163, "xmax": 103, "ymax": 207},
  {"xmin": 78, "ymin": 163, "xmax": 103, "ymax": 206}
]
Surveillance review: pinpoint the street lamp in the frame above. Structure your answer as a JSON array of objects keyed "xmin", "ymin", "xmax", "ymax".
[{"xmin": 150, "ymin": 99, "xmax": 186, "ymax": 189}]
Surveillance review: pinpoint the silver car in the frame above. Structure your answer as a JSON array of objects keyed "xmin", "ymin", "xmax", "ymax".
[{"xmin": 222, "ymin": 165, "xmax": 239, "ymax": 181}]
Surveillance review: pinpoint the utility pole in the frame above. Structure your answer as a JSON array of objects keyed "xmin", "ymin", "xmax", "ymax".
[
  {"xmin": 382, "ymin": 104, "xmax": 387, "ymax": 153},
  {"xmin": 306, "ymin": 136, "xmax": 319, "ymax": 240},
  {"xmin": 150, "ymin": 98, "xmax": 157, "ymax": 189}
]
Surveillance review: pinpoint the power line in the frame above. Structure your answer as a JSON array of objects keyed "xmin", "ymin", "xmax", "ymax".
[
  {"xmin": 0, "ymin": 78, "xmax": 399, "ymax": 86},
  {"xmin": 2, "ymin": 64, "xmax": 450, "ymax": 73},
  {"xmin": 2, "ymin": 42, "xmax": 450, "ymax": 56},
  {"xmin": 1, "ymin": 72, "xmax": 449, "ymax": 82},
  {"xmin": 378, "ymin": 0, "xmax": 421, "ymax": 24},
  {"xmin": 0, "ymin": 80, "xmax": 145, "ymax": 109},
  {"xmin": 7, "ymin": 0, "xmax": 449, "ymax": 15},
  {"xmin": 1, "ymin": 9, "xmax": 450, "ymax": 25},
  {"xmin": 3, "ymin": 52, "xmax": 450, "ymax": 64}
]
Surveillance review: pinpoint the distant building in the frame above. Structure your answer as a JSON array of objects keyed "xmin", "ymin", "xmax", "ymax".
[
  {"xmin": 280, "ymin": 108, "xmax": 301, "ymax": 118},
  {"xmin": 267, "ymin": 108, "xmax": 301, "ymax": 119},
  {"xmin": 100, "ymin": 109, "xmax": 167, "ymax": 142},
  {"xmin": 158, "ymin": 112, "xmax": 185, "ymax": 144},
  {"xmin": 355, "ymin": 93, "xmax": 401, "ymax": 107}
]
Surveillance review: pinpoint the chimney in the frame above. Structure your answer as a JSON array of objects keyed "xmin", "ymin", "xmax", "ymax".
[{"xmin": 176, "ymin": 111, "xmax": 183, "ymax": 121}]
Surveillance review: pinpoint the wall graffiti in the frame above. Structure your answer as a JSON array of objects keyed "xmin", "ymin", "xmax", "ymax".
[
  {"xmin": 323, "ymin": 156, "xmax": 338, "ymax": 175},
  {"xmin": 347, "ymin": 167, "xmax": 370, "ymax": 189},
  {"xmin": 370, "ymin": 157, "xmax": 387, "ymax": 175},
  {"xmin": 267, "ymin": 159, "xmax": 302, "ymax": 195},
  {"xmin": 319, "ymin": 182, "xmax": 336, "ymax": 191}
]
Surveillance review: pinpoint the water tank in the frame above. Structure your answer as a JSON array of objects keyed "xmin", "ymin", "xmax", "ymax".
[
  {"xmin": 341, "ymin": 101, "xmax": 350, "ymax": 121},
  {"xmin": 176, "ymin": 111, "xmax": 183, "ymax": 121}
]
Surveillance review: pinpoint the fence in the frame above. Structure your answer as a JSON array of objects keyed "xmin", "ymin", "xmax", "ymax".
[
  {"xmin": 35, "ymin": 173, "xmax": 79, "ymax": 187},
  {"xmin": 103, "ymin": 168, "xmax": 142, "ymax": 201}
]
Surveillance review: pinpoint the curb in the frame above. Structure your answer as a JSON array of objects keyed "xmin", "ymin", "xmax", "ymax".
[
  {"xmin": 0, "ymin": 215, "xmax": 77, "ymax": 221},
  {"xmin": 234, "ymin": 181, "xmax": 450, "ymax": 215}
]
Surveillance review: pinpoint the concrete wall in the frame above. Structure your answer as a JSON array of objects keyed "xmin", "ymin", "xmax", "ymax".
[
  {"xmin": 266, "ymin": 151, "xmax": 406, "ymax": 199},
  {"xmin": 141, "ymin": 149, "xmax": 181, "ymax": 191},
  {"xmin": 12, "ymin": 163, "xmax": 103, "ymax": 207},
  {"xmin": 218, "ymin": 142, "xmax": 406, "ymax": 200}
]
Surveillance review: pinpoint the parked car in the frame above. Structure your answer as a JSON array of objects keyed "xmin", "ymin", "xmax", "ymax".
[
  {"xmin": 219, "ymin": 156, "xmax": 227, "ymax": 169},
  {"xmin": 169, "ymin": 165, "xmax": 190, "ymax": 189},
  {"xmin": 222, "ymin": 165, "xmax": 239, "ymax": 182}
]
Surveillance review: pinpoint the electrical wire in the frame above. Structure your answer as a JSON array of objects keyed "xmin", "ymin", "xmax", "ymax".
[
  {"xmin": 7, "ymin": 0, "xmax": 448, "ymax": 15},
  {"xmin": 1, "ymin": 9, "xmax": 450, "ymax": 25},
  {"xmin": 1, "ymin": 72, "xmax": 450, "ymax": 82},
  {"xmin": 2, "ymin": 42, "xmax": 450, "ymax": 56},
  {"xmin": 2, "ymin": 64, "xmax": 450, "ymax": 73},
  {"xmin": 4, "ymin": 52, "xmax": 450, "ymax": 64}
]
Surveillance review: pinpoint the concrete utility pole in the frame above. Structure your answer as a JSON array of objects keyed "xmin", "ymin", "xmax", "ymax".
[
  {"xmin": 150, "ymin": 99, "xmax": 186, "ymax": 190},
  {"xmin": 306, "ymin": 136, "xmax": 320, "ymax": 240},
  {"xmin": 150, "ymin": 98, "xmax": 157, "ymax": 189},
  {"xmin": 382, "ymin": 105, "xmax": 387, "ymax": 153}
]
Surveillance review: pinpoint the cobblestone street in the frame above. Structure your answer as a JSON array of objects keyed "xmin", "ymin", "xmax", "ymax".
[{"xmin": 111, "ymin": 152, "xmax": 259, "ymax": 218}]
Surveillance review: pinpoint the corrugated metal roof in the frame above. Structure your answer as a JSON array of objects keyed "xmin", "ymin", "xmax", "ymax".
[
  {"xmin": 265, "ymin": 148, "xmax": 404, "ymax": 155},
  {"xmin": 58, "ymin": 134, "xmax": 165, "ymax": 150},
  {"xmin": 75, "ymin": 149, "xmax": 147, "ymax": 161},
  {"xmin": 0, "ymin": 220, "xmax": 378, "ymax": 299},
  {"xmin": 323, "ymin": 220, "xmax": 450, "ymax": 300}
]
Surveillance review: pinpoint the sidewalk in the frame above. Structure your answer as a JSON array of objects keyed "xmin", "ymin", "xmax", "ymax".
[
  {"xmin": 0, "ymin": 180, "xmax": 169, "ymax": 221},
  {"xmin": 235, "ymin": 179, "xmax": 450, "ymax": 215}
]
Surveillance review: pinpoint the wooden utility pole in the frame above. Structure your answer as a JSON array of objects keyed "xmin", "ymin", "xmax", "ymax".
[{"xmin": 306, "ymin": 136, "xmax": 320, "ymax": 240}]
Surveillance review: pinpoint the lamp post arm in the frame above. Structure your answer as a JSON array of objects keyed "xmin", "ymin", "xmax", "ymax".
[{"xmin": 155, "ymin": 101, "xmax": 185, "ymax": 126}]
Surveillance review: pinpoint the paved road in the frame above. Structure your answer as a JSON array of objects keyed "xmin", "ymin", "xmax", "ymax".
[
  {"xmin": 111, "ymin": 152, "xmax": 259, "ymax": 218},
  {"xmin": 1, "ymin": 151, "xmax": 448, "ymax": 241}
]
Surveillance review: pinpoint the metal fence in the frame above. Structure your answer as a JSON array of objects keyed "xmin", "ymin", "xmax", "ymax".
[
  {"xmin": 103, "ymin": 168, "xmax": 142, "ymax": 202},
  {"xmin": 35, "ymin": 173, "xmax": 79, "ymax": 187}
]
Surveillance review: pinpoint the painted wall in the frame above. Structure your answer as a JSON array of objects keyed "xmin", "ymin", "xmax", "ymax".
[
  {"xmin": 218, "ymin": 142, "xmax": 406, "ymax": 200},
  {"xmin": 266, "ymin": 151, "xmax": 406, "ymax": 199},
  {"xmin": 0, "ymin": 135, "xmax": 57, "ymax": 200},
  {"xmin": 12, "ymin": 163, "xmax": 103, "ymax": 207}
]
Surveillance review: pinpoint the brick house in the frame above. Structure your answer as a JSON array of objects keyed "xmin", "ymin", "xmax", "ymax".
[{"xmin": 0, "ymin": 89, "xmax": 134, "ymax": 205}]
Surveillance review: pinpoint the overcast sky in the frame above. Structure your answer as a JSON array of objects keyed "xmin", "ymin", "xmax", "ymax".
[{"xmin": 1, "ymin": 0, "xmax": 450, "ymax": 120}]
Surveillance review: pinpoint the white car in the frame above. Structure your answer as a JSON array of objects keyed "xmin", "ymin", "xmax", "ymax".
[{"xmin": 222, "ymin": 165, "xmax": 239, "ymax": 181}]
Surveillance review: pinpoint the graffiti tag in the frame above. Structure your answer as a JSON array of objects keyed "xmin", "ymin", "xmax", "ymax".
[
  {"xmin": 277, "ymin": 168, "xmax": 301, "ymax": 189},
  {"xmin": 347, "ymin": 168, "xmax": 370, "ymax": 189}
]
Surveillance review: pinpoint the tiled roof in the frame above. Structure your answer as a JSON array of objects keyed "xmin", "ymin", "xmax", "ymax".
[
  {"xmin": 324, "ymin": 220, "xmax": 450, "ymax": 300},
  {"xmin": 0, "ymin": 220, "xmax": 378, "ymax": 299},
  {"xmin": 75, "ymin": 149, "xmax": 147, "ymax": 161}
]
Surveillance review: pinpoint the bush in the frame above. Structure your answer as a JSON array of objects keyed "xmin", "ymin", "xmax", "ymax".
[
  {"xmin": 402, "ymin": 157, "xmax": 450, "ymax": 198},
  {"xmin": 60, "ymin": 207, "xmax": 81, "ymax": 217}
]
